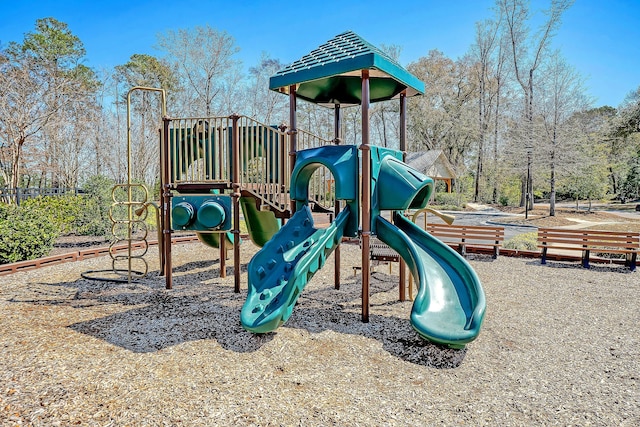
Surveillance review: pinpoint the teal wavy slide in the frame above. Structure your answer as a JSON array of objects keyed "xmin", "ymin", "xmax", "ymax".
[
  {"xmin": 241, "ymin": 205, "xmax": 350, "ymax": 333},
  {"xmin": 376, "ymin": 212, "xmax": 486, "ymax": 348}
]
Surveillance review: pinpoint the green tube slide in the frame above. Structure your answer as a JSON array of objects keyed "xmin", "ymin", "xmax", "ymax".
[
  {"xmin": 239, "ymin": 196, "xmax": 281, "ymax": 248},
  {"xmin": 241, "ymin": 205, "xmax": 350, "ymax": 333},
  {"xmin": 375, "ymin": 212, "xmax": 486, "ymax": 348},
  {"xmin": 196, "ymin": 231, "xmax": 235, "ymax": 250}
]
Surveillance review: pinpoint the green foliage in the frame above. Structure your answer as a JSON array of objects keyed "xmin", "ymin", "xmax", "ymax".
[
  {"xmin": 21, "ymin": 194, "xmax": 82, "ymax": 234},
  {"xmin": 81, "ymin": 175, "xmax": 116, "ymax": 235},
  {"xmin": 621, "ymin": 154, "xmax": 640, "ymax": 200},
  {"xmin": 503, "ymin": 232, "xmax": 538, "ymax": 251},
  {"xmin": 432, "ymin": 192, "xmax": 467, "ymax": 210},
  {"xmin": 0, "ymin": 203, "xmax": 59, "ymax": 263},
  {"xmin": 19, "ymin": 175, "xmax": 117, "ymax": 237},
  {"xmin": 498, "ymin": 177, "xmax": 522, "ymax": 206},
  {"xmin": 560, "ymin": 163, "xmax": 609, "ymax": 205},
  {"xmin": 21, "ymin": 17, "xmax": 86, "ymax": 65}
]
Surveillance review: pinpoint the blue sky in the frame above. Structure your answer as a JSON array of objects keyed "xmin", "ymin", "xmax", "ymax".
[{"xmin": 1, "ymin": 0, "xmax": 638, "ymax": 108}]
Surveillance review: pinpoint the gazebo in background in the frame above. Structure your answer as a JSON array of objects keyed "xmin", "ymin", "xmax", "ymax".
[
  {"xmin": 405, "ymin": 150, "xmax": 456, "ymax": 193},
  {"xmin": 269, "ymin": 31, "xmax": 424, "ymax": 322}
]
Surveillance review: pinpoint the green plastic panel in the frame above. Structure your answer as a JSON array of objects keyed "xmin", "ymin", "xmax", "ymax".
[
  {"xmin": 290, "ymin": 144, "xmax": 359, "ymax": 237},
  {"xmin": 171, "ymin": 195, "xmax": 232, "ymax": 231}
]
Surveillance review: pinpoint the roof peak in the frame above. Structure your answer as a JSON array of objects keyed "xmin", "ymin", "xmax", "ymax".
[
  {"xmin": 269, "ymin": 30, "xmax": 424, "ymax": 106},
  {"xmin": 282, "ymin": 30, "xmax": 403, "ymax": 73}
]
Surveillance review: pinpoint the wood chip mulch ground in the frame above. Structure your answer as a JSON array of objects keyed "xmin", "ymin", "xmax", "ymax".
[{"xmin": 1, "ymin": 241, "xmax": 638, "ymax": 426}]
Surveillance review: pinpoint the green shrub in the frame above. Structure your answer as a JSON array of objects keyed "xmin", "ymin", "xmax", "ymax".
[
  {"xmin": 20, "ymin": 194, "xmax": 107, "ymax": 236},
  {"xmin": 80, "ymin": 175, "xmax": 116, "ymax": 236},
  {"xmin": 22, "ymin": 194, "xmax": 83, "ymax": 235},
  {"xmin": 21, "ymin": 176, "xmax": 120, "ymax": 237},
  {"xmin": 433, "ymin": 192, "xmax": 468, "ymax": 209},
  {"xmin": 0, "ymin": 203, "xmax": 60, "ymax": 264},
  {"xmin": 503, "ymin": 232, "xmax": 538, "ymax": 251},
  {"xmin": 498, "ymin": 176, "xmax": 522, "ymax": 206}
]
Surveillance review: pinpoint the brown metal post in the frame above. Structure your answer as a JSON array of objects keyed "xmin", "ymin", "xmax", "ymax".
[
  {"xmin": 399, "ymin": 92, "xmax": 407, "ymax": 301},
  {"xmin": 156, "ymin": 127, "xmax": 165, "ymax": 275},
  {"xmin": 361, "ymin": 70, "xmax": 371, "ymax": 323},
  {"xmin": 334, "ymin": 104, "xmax": 342, "ymax": 290},
  {"xmin": 219, "ymin": 233, "xmax": 226, "ymax": 278},
  {"xmin": 231, "ymin": 115, "xmax": 241, "ymax": 293},
  {"xmin": 288, "ymin": 85, "xmax": 297, "ymax": 214},
  {"xmin": 161, "ymin": 117, "xmax": 173, "ymax": 289},
  {"xmin": 278, "ymin": 123, "xmax": 287, "ymax": 203}
]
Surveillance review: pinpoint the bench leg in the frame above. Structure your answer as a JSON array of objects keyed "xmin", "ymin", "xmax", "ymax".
[
  {"xmin": 493, "ymin": 247, "xmax": 499, "ymax": 259},
  {"xmin": 541, "ymin": 247, "xmax": 547, "ymax": 265},
  {"xmin": 582, "ymin": 250, "xmax": 590, "ymax": 269},
  {"xmin": 458, "ymin": 244, "xmax": 466, "ymax": 257},
  {"xmin": 630, "ymin": 253, "xmax": 637, "ymax": 272}
]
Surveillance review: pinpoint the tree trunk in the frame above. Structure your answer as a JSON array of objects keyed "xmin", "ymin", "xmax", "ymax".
[
  {"xmin": 492, "ymin": 77, "xmax": 501, "ymax": 204},
  {"xmin": 10, "ymin": 138, "xmax": 25, "ymax": 204},
  {"xmin": 549, "ymin": 125, "xmax": 557, "ymax": 216}
]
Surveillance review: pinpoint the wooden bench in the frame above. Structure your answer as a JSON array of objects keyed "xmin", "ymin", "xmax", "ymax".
[
  {"xmin": 425, "ymin": 223, "xmax": 505, "ymax": 258},
  {"xmin": 537, "ymin": 228, "xmax": 639, "ymax": 271}
]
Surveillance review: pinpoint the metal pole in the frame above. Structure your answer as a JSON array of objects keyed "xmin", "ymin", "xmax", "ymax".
[
  {"xmin": 219, "ymin": 233, "xmax": 226, "ymax": 278},
  {"xmin": 334, "ymin": 104, "xmax": 342, "ymax": 290},
  {"xmin": 361, "ymin": 70, "xmax": 371, "ymax": 323},
  {"xmin": 278, "ymin": 123, "xmax": 287, "ymax": 206},
  {"xmin": 398, "ymin": 92, "xmax": 407, "ymax": 301},
  {"xmin": 232, "ymin": 115, "xmax": 241, "ymax": 293},
  {"xmin": 126, "ymin": 86, "xmax": 167, "ymax": 284},
  {"xmin": 525, "ymin": 150, "xmax": 531, "ymax": 220},
  {"xmin": 161, "ymin": 117, "xmax": 172, "ymax": 288},
  {"xmin": 288, "ymin": 85, "xmax": 297, "ymax": 215}
]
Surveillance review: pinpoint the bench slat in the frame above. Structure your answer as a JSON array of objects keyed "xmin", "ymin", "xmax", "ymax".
[
  {"xmin": 539, "ymin": 240, "xmax": 639, "ymax": 249},
  {"xmin": 425, "ymin": 223, "xmax": 504, "ymax": 258},
  {"xmin": 537, "ymin": 245, "xmax": 636, "ymax": 254},
  {"xmin": 537, "ymin": 228, "xmax": 639, "ymax": 270},
  {"xmin": 539, "ymin": 233, "xmax": 638, "ymax": 240}
]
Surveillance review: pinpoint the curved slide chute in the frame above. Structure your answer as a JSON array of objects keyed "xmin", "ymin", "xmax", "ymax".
[
  {"xmin": 239, "ymin": 196, "xmax": 281, "ymax": 248},
  {"xmin": 196, "ymin": 231, "xmax": 235, "ymax": 250},
  {"xmin": 241, "ymin": 205, "xmax": 351, "ymax": 333},
  {"xmin": 376, "ymin": 212, "xmax": 485, "ymax": 348}
]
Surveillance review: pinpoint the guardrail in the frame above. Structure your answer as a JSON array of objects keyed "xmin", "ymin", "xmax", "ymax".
[{"xmin": 168, "ymin": 115, "xmax": 335, "ymax": 213}]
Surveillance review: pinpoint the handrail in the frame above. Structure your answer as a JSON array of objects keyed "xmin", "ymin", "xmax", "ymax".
[{"xmin": 166, "ymin": 115, "xmax": 334, "ymax": 214}]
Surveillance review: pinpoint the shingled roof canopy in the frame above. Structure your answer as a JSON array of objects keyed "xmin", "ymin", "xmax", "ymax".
[{"xmin": 269, "ymin": 31, "xmax": 424, "ymax": 107}]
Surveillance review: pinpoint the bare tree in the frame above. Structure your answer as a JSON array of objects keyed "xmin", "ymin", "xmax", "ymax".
[
  {"xmin": 156, "ymin": 25, "xmax": 241, "ymax": 116},
  {"xmin": 470, "ymin": 17, "xmax": 501, "ymax": 201},
  {"xmin": 0, "ymin": 55, "xmax": 52, "ymax": 194},
  {"xmin": 245, "ymin": 53, "xmax": 288, "ymax": 124},
  {"xmin": 538, "ymin": 51, "xmax": 589, "ymax": 215},
  {"xmin": 499, "ymin": 0, "xmax": 574, "ymax": 209},
  {"xmin": 115, "ymin": 54, "xmax": 177, "ymax": 183},
  {"xmin": 0, "ymin": 18, "xmax": 94, "ymax": 197}
]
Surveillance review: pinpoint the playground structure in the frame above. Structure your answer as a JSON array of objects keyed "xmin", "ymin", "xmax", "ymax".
[{"xmin": 150, "ymin": 31, "xmax": 485, "ymax": 348}]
